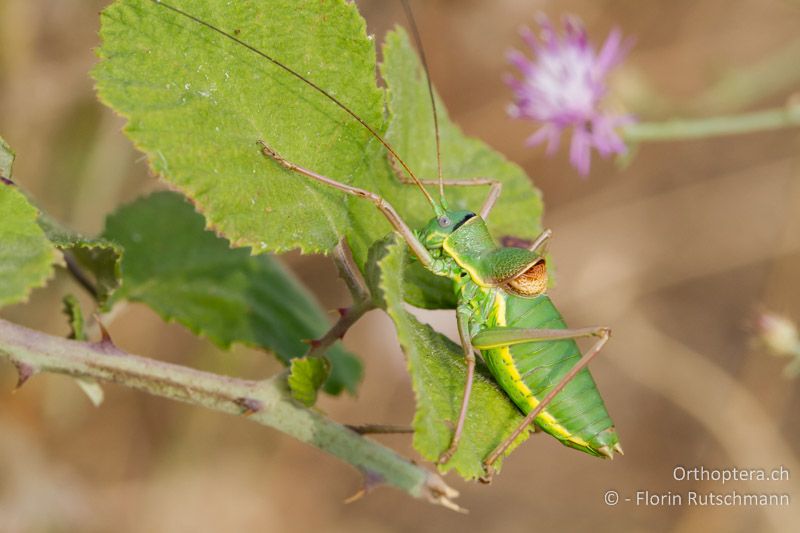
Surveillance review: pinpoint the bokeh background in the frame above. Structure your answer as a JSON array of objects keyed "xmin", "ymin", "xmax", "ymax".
[{"xmin": 2, "ymin": 0, "xmax": 800, "ymax": 531}]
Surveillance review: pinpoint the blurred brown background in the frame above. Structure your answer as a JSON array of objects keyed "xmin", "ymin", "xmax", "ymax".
[{"xmin": 2, "ymin": 0, "xmax": 800, "ymax": 532}]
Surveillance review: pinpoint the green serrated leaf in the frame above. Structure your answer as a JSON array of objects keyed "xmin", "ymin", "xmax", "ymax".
[
  {"xmin": 375, "ymin": 28, "xmax": 544, "ymax": 308},
  {"xmin": 94, "ymin": 0, "xmax": 386, "ymax": 256},
  {"xmin": 288, "ymin": 356, "xmax": 331, "ymax": 407},
  {"xmin": 378, "ymin": 236, "xmax": 530, "ymax": 479},
  {"xmin": 94, "ymin": 3, "xmax": 542, "ymax": 287},
  {"xmin": 41, "ymin": 215, "xmax": 123, "ymax": 306},
  {"xmin": 0, "ymin": 139, "xmax": 57, "ymax": 307},
  {"xmin": 102, "ymin": 191, "xmax": 361, "ymax": 395},
  {"xmin": 384, "ymin": 28, "xmax": 543, "ymax": 235},
  {"xmin": 0, "ymin": 137, "xmax": 121, "ymax": 305}
]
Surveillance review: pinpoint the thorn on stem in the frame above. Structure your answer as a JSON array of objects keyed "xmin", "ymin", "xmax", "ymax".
[
  {"xmin": 344, "ymin": 469, "xmax": 385, "ymax": 504},
  {"xmin": 478, "ymin": 464, "xmax": 495, "ymax": 485},
  {"xmin": 234, "ymin": 397, "xmax": 263, "ymax": 416},
  {"xmin": 12, "ymin": 361, "xmax": 36, "ymax": 391},
  {"xmin": 301, "ymin": 338, "xmax": 322, "ymax": 349},
  {"xmin": 91, "ymin": 314, "xmax": 123, "ymax": 355},
  {"xmin": 336, "ymin": 307, "xmax": 349, "ymax": 318},
  {"xmin": 343, "ymin": 488, "xmax": 366, "ymax": 504}
]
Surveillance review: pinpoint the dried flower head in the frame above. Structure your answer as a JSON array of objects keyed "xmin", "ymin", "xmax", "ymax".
[{"xmin": 506, "ymin": 14, "xmax": 633, "ymax": 176}]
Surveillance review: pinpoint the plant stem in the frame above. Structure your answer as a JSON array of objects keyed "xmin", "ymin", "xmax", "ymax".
[
  {"xmin": 0, "ymin": 318, "xmax": 460, "ymax": 510},
  {"xmin": 691, "ymin": 38, "xmax": 800, "ymax": 114},
  {"xmin": 333, "ymin": 240, "xmax": 370, "ymax": 303},
  {"xmin": 623, "ymin": 105, "xmax": 800, "ymax": 143},
  {"xmin": 307, "ymin": 299, "xmax": 374, "ymax": 358}
]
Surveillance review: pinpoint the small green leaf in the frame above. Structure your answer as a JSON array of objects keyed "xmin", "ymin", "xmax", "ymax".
[
  {"xmin": 378, "ymin": 236, "xmax": 530, "ymax": 479},
  {"xmin": 62, "ymin": 295, "xmax": 105, "ymax": 406},
  {"xmin": 102, "ymin": 191, "xmax": 362, "ymax": 394},
  {"xmin": 41, "ymin": 215, "xmax": 123, "ymax": 306},
  {"xmin": 288, "ymin": 356, "xmax": 331, "ymax": 407},
  {"xmin": 62, "ymin": 294, "xmax": 87, "ymax": 341},
  {"xmin": 0, "ymin": 139, "xmax": 57, "ymax": 307}
]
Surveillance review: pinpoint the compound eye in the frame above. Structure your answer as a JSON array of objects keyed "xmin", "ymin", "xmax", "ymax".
[{"xmin": 437, "ymin": 216, "xmax": 451, "ymax": 227}]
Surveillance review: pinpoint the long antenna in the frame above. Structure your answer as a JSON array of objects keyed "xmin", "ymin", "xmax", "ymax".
[
  {"xmin": 149, "ymin": 0, "xmax": 440, "ymax": 211},
  {"xmin": 400, "ymin": 0, "xmax": 445, "ymax": 206}
]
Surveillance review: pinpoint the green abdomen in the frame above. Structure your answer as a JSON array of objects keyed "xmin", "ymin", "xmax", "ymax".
[{"xmin": 481, "ymin": 293, "xmax": 619, "ymax": 457}]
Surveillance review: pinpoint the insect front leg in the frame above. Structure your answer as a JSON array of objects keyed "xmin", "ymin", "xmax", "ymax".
[
  {"xmin": 437, "ymin": 303, "xmax": 478, "ymax": 465},
  {"xmin": 258, "ymin": 141, "xmax": 433, "ymax": 267},
  {"xmin": 528, "ymin": 228, "xmax": 552, "ymax": 254},
  {"xmin": 472, "ymin": 325, "xmax": 613, "ymax": 481}
]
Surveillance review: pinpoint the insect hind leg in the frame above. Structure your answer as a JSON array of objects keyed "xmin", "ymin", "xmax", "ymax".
[{"xmin": 477, "ymin": 325, "xmax": 614, "ymax": 482}]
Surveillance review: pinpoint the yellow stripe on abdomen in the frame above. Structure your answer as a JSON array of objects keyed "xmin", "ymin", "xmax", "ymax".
[{"xmin": 489, "ymin": 293, "xmax": 590, "ymax": 450}]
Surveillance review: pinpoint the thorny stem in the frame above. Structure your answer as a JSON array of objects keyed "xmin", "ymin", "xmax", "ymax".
[
  {"xmin": 623, "ymin": 104, "xmax": 800, "ymax": 143},
  {"xmin": 306, "ymin": 300, "xmax": 374, "ymax": 358},
  {"xmin": 0, "ymin": 318, "xmax": 460, "ymax": 510},
  {"xmin": 304, "ymin": 240, "xmax": 375, "ymax": 358}
]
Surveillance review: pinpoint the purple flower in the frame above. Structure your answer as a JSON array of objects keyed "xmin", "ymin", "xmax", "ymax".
[{"xmin": 506, "ymin": 15, "xmax": 634, "ymax": 176}]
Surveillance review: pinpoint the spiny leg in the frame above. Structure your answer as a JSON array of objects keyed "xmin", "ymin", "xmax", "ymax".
[
  {"xmin": 437, "ymin": 304, "xmax": 478, "ymax": 465},
  {"xmin": 258, "ymin": 140, "xmax": 432, "ymax": 267},
  {"xmin": 475, "ymin": 325, "xmax": 612, "ymax": 481},
  {"xmin": 471, "ymin": 325, "xmax": 605, "ymax": 350},
  {"xmin": 388, "ymin": 153, "xmax": 502, "ymax": 219}
]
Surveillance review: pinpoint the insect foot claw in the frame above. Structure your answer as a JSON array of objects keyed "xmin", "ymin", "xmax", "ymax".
[
  {"xmin": 436, "ymin": 448, "xmax": 455, "ymax": 466},
  {"xmin": 257, "ymin": 139, "xmax": 278, "ymax": 158},
  {"xmin": 479, "ymin": 464, "xmax": 495, "ymax": 484}
]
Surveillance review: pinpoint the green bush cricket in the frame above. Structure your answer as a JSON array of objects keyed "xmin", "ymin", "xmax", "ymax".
[{"xmin": 148, "ymin": 0, "xmax": 621, "ymax": 478}]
